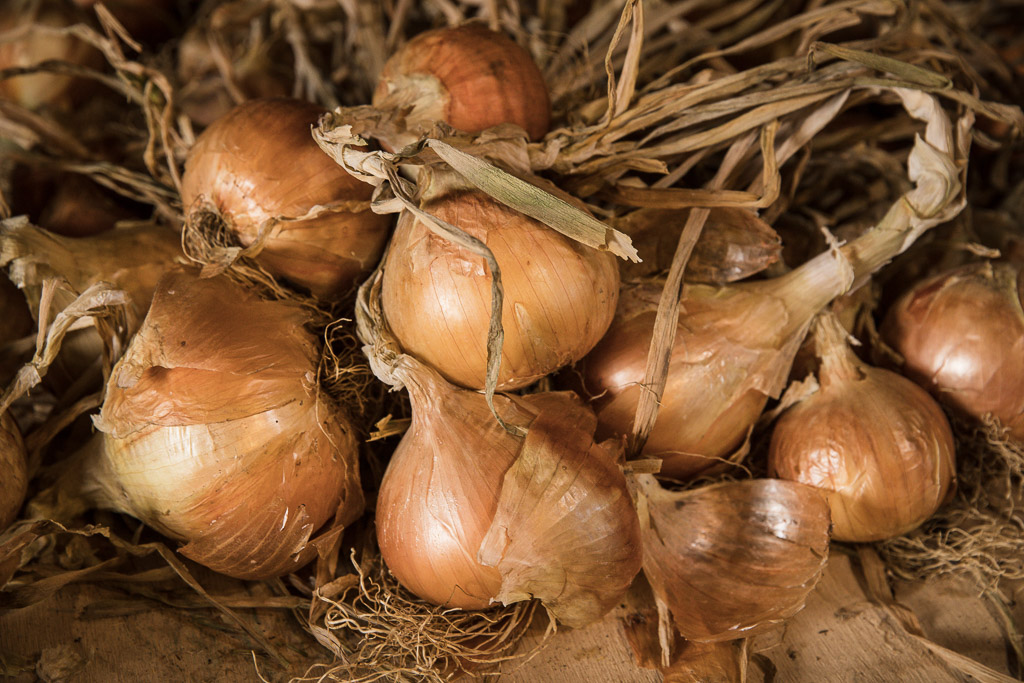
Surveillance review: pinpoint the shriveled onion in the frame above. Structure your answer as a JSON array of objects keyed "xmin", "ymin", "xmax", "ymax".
[
  {"xmin": 769, "ymin": 313, "xmax": 956, "ymax": 542},
  {"xmin": 0, "ymin": 412, "xmax": 27, "ymax": 530},
  {"xmin": 373, "ymin": 23, "xmax": 550, "ymax": 149},
  {"xmin": 882, "ymin": 260, "xmax": 1024, "ymax": 441},
  {"xmin": 72, "ymin": 271, "xmax": 363, "ymax": 579},
  {"xmin": 376, "ymin": 355, "xmax": 641, "ymax": 627},
  {"xmin": 636, "ymin": 475, "xmax": 830, "ymax": 642},
  {"xmin": 180, "ymin": 98, "xmax": 392, "ymax": 299},
  {"xmin": 381, "ymin": 180, "xmax": 619, "ymax": 390}
]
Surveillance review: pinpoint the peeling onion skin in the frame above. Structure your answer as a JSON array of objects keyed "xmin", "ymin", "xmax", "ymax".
[
  {"xmin": 181, "ymin": 98, "xmax": 392, "ymax": 299},
  {"xmin": 638, "ymin": 476, "xmax": 830, "ymax": 642},
  {"xmin": 373, "ymin": 24, "xmax": 550, "ymax": 143},
  {"xmin": 882, "ymin": 261, "xmax": 1024, "ymax": 441},
  {"xmin": 0, "ymin": 412, "xmax": 27, "ymax": 530},
  {"xmin": 377, "ymin": 358, "xmax": 641, "ymax": 624},
  {"xmin": 86, "ymin": 272, "xmax": 363, "ymax": 580},
  {"xmin": 769, "ymin": 317, "xmax": 956, "ymax": 542},
  {"xmin": 382, "ymin": 190, "xmax": 619, "ymax": 390}
]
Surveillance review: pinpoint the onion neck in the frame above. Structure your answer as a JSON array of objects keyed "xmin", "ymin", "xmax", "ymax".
[{"xmin": 813, "ymin": 312, "xmax": 864, "ymax": 389}]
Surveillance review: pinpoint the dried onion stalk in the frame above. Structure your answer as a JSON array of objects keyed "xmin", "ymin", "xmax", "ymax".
[
  {"xmin": 66, "ymin": 271, "xmax": 363, "ymax": 579},
  {"xmin": 0, "ymin": 412, "xmax": 26, "ymax": 530}
]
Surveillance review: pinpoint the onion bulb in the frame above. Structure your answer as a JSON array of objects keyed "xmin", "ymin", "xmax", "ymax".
[
  {"xmin": 882, "ymin": 260, "xmax": 1024, "ymax": 441},
  {"xmin": 637, "ymin": 475, "xmax": 830, "ymax": 642},
  {"xmin": 769, "ymin": 313, "xmax": 956, "ymax": 542},
  {"xmin": 376, "ymin": 355, "xmax": 641, "ymax": 627},
  {"xmin": 71, "ymin": 271, "xmax": 363, "ymax": 579},
  {"xmin": 373, "ymin": 23, "xmax": 550, "ymax": 149},
  {"xmin": 0, "ymin": 412, "xmax": 27, "ymax": 530},
  {"xmin": 180, "ymin": 98, "xmax": 392, "ymax": 299},
  {"xmin": 381, "ymin": 177, "xmax": 619, "ymax": 390}
]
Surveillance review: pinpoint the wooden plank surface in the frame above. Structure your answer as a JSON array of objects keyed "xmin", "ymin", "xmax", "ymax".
[{"xmin": 1, "ymin": 553, "xmax": 1017, "ymax": 682}]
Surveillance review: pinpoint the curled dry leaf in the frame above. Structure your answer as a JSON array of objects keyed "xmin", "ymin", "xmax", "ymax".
[
  {"xmin": 77, "ymin": 271, "xmax": 363, "ymax": 580},
  {"xmin": 636, "ymin": 475, "xmax": 830, "ymax": 642}
]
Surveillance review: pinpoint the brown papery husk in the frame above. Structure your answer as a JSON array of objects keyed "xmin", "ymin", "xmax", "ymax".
[
  {"xmin": 381, "ymin": 173, "xmax": 619, "ymax": 391},
  {"xmin": 635, "ymin": 474, "xmax": 830, "ymax": 642},
  {"xmin": 376, "ymin": 354, "xmax": 641, "ymax": 626},
  {"xmin": 769, "ymin": 313, "xmax": 956, "ymax": 542},
  {"xmin": 180, "ymin": 98, "xmax": 392, "ymax": 300},
  {"xmin": 615, "ymin": 206, "xmax": 782, "ymax": 284},
  {"xmin": 882, "ymin": 260, "xmax": 1024, "ymax": 442},
  {"xmin": 74, "ymin": 271, "xmax": 363, "ymax": 580},
  {"xmin": 0, "ymin": 411, "xmax": 27, "ymax": 530}
]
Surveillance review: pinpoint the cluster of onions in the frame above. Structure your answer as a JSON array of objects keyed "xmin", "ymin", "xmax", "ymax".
[
  {"xmin": 883, "ymin": 260, "xmax": 1024, "ymax": 441},
  {"xmin": 372, "ymin": 23, "xmax": 551, "ymax": 149},
  {"xmin": 769, "ymin": 312, "xmax": 956, "ymax": 542},
  {"xmin": 636, "ymin": 475, "xmax": 830, "ymax": 642},
  {"xmin": 0, "ymin": 0, "xmax": 100, "ymax": 110},
  {"xmin": 381, "ymin": 170, "xmax": 619, "ymax": 390},
  {"xmin": 181, "ymin": 98, "xmax": 392, "ymax": 299},
  {"xmin": 64, "ymin": 271, "xmax": 363, "ymax": 580},
  {"xmin": 375, "ymin": 351, "xmax": 641, "ymax": 627},
  {"xmin": 0, "ymin": 412, "xmax": 27, "ymax": 530}
]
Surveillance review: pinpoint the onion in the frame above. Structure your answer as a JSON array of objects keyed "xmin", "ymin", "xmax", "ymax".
[
  {"xmin": 636, "ymin": 475, "xmax": 830, "ymax": 642},
  {"xmin": 373, "ymin": 23, "xmax": 550, "ymax": 149},
  {"xmin": 180, "ymin": 98, "xmax": 392, "ymax": 299},
  {"xmin": 769, "ymin": 313, "xmax": 956, "ymax": 542},
  {"xmin": 381, "ymin": 177, "xmax": 619, "ymax": 390},
  {"xmin": 0, "ymin": 0, "xmax": 99, "ymax": 111},
  {"xmin": 0, "ymin": 411, "xmax": 27, "ymax": 530},
  {"xmin": 376, "ymin": 355, "xmax": 642, "ymax": 627},
  {"xmin": 10, "ymin": 167, "xmax": 137, "ymax": 237},
  {"xmin": 66, "ymin": 271, "xmax": 364, "ymax": 580},
  {"xmin": 882, "ymin": 260, "xmax": 1024, "ymax": 441}
]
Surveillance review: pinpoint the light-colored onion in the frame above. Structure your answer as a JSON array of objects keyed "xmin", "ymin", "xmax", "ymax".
[
  {"xmin": 180, "ymin": 98, "xmax": 392, "ymax": 299},
  {"xmin": 71, "ymin": 271, "xmax": 363, "ymax": 579},
  {"xmin": 882, "ymin": 260, "xmax": 1024, "ymax": 441},
  {"xmin": 0, "ymin": 411, "xmax": 27, "ymax": 530},
  {"xmin": 376, "ymin": 355, "xmax": 641, "ymax": 627},
  {"xmin": 636, "ymin": 475, "xmax": 830, "ymax": 642},
  {"xmin": 769, "ymin": 313, "xmax": 956, "ymax": 542},
  {"xmin": 373, "ymin": 23, "xmax": 550, "ymax": 149},
  {"xmin": 381, "ymin": 181, "xmax": 619, "ymax": 390}
]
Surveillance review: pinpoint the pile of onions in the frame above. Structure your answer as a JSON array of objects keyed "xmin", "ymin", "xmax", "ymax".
[
  {"xmin": 373, "ymin": 23, "xmax": 550, "ymax": 149},
  {"xmin": 769, "ymin": 313, "xmax": 956, "ymax": 542},
  {"xmin": 882, "ymin": 260, "xmax": 1024, "ymax": 441},
  {"xmin": 381, "ymin": 173, "xmax": 619, "ymax": 390},
  {"xmin": 181, "ymin": 98, "xmax": 392, "ymax": 299},
  {"xmin": 0, "ymin": 412, "xmax": 27, "ymax": 530},
  {"xmin": 65, "ymin": 271, "xmax": 363, "ymax": 580},
  {"xmin": 375, "ymin": 353, "xmax": 641, "ymax": 627}
]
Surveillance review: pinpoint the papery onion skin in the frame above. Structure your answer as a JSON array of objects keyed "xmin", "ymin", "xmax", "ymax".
[
  {"xmin": 86, "ymin": 272, "xmax": 363, "ymax": 580},
  {"xmin": 382, "ymin": 190, "xmax": 619, "ymax": 390},
  {"xmin": 180, "ymin": 98, "xmax": 391, "ymax": 299},
  {"xmin": 373, "ymin": 24, "xmax": 550, "ymax": 142},
  {"xmin": 377, "ymin": 358, "xmax": 641, "ymax": 622},
  {"xmin": 769, "ymin": 323, "xmax": 956, "ymax": 542},
  {"xmin": 638, "ymin": 476, "xmax": 830, "ymax": 642},
  {"xmin": 0, "ymin": 412, "xmax": 27, "ymax": 530},
  {"xmin": 882, "ymin": 261, "xmax": 1024, "ymax": 441}
]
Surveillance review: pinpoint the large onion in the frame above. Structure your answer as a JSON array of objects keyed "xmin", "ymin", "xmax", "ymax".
[
  {"xmin": 376, "ymin": 355, "xmax": 641, "ymax": 627},
  {"xmin": 381, "ymin": 181, "xmax": 619, "ymax": 390},
  {"xmin": 181, "ymin": 98, "xmax": 392, "ymax": 299},
  {"xmin": 882, "ymin": 260, "xmax": 1024, "ymax": 440},
  {"xmin": 71, "ymin": 271, "xmax": 363, "ymax": 579}
]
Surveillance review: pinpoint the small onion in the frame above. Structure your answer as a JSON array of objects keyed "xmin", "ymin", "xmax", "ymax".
[
  {"xmin": 382, "ymin": 181, "xmax": 619, "ymax": 390},
  {"xmin": 373, "ymin": 23, "xmax": 550, "ymax": 148},
  {"xmin": 637, "ymin": 475, "xmax": 830, "ymax": 642},
  {"xmin": 376, "ymin": 355, "xmax": 641, "ymax": 627},
  {"xmin": 75, "ymin": 271, "xmax": 363, "ymax": 579},
  {"xmin": 0, "ymin": 412, "xmax": 27, "ymax": 530},
  {"xmin": 882, "ymin": 260, "xmax": 1024, "ymax": 441},
  {"xmin": 769, "ymin": 313, "xmax": 956, "ymax": 542},
  {"xmin": 181, "ymin": 98, "xmax": 392, "ymax": 299}
]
